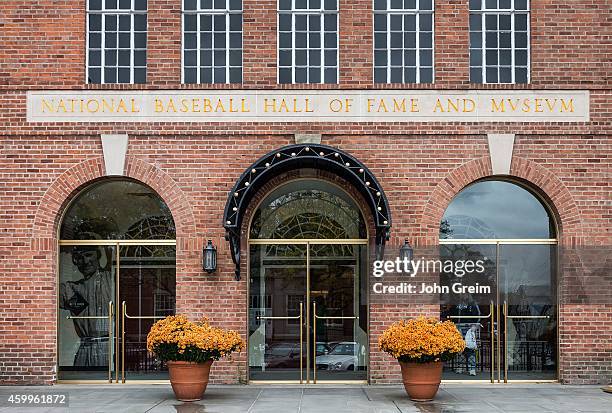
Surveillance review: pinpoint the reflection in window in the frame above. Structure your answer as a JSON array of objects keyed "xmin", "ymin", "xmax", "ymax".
[
  {"xmin": 440, "ymin": 180, "xmax": 554, "ymax": 239},
  {"xmin": 61, "ymin": 180, "xmax": 175, "ymax": 240},
  {"xmin": 373, "ymin": 0, "xmax": 434, "ymax": 84}
]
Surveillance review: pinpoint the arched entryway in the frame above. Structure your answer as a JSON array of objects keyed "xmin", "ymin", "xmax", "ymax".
[
  {"xmin": 439, "ymin": 179, "xmax": 558, "ymax": 383},
  {"xmin": 223, "ymin": 144, "xmax": 392, "ymax": 384},
  {"xmin": 58, "ymin": 179, "xmax": 176, "ymax": 383}
]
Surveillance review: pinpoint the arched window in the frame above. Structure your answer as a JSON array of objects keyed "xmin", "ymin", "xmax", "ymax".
[
  {"xmin": 440, "ymin": 180, "xmax": 554, "ymax": 240},
  {"xmin": 439, "ymin": 179, "xmax": 558, "ymax": 382},
  {"xmin": 58, "ymin": 179, "xmax": 176, "ymax": 382},
  {"xmin": 61, "ymin": 180, "xmax": 175, "ymax": 241},
  {"xmin": 250, "ymin": 180, "xmax": 366, "ymax": 240},
  {"xmin": 250, "ymin": 180, "xmax": 367, "ymax": 258}
]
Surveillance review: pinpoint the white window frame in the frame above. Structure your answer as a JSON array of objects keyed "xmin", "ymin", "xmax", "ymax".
[
  {"xmin": 181, "ymin": 0, "xmax": 243, "ymax": 84},
  {"xmin": 373, "ymin": 0, "xmax": 435, "ymax": 84},
  {"xmin": 277, "ymin": 0, "xmax": 339, "ymax": 84},
  {"xmin": 86, "ymin": 0, "xmax": 147, "ymax": 84},
  {"xmin": 469, "ymin": 0, "xmax": 530, "ymax": 84}
]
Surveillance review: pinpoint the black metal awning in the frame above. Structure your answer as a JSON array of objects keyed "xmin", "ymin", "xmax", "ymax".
[{"xmin": 223, "ymin": 143, "xmax": 391, "ymax": 279}]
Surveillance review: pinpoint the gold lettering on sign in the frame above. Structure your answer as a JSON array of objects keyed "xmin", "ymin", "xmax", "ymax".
[
  {"xmin": 367, "ymin": 98, "xmax": 417, "ymax": 113},
  {"xmin": 433, "ymin": 98, "xmax": 475, "ymax": 113},
  {"xmin": 41, "ymin": 97, "xmax": 140, "ymax": 113},
  {"xmin": 329, "ymin": 98, "xmax": 352, "ymax": 113},
  {"xmin": 264, "ymin": 98, "xmax": 312, "ymax": 113},
  {"xmin": 153, "ymin": 97, "xmax": 251, "ymax": 113},
  {"xmin": 491, "ymin": 97, "xmax": 575, "ymax": 114},
  {"xmin": 560, "ymin": 99, "xmax": 574, "ymax": 113}
]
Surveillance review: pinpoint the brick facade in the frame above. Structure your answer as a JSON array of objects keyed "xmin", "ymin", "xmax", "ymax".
[{"xmin": 0, "ymin": 1, "xmax": 610, "ymax": 385}]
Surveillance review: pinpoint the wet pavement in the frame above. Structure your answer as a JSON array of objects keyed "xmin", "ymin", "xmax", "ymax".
[{"xmin": 0, "ymin": 383, "xmax": 609, "ymax": 413}]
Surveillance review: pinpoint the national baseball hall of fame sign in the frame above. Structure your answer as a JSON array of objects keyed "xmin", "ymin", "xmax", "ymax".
[{"xmin": 27, "ymin": 90, "xmax": 589, "ymax": 123}]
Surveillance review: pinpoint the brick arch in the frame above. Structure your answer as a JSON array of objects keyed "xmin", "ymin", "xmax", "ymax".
[
  {"xmin": 31, "ymin": 156, "xmax": 196, "ymax": 243},
  {"xmin": 419, "ymin": 156, "xmax": 583, "ymax": 246}
]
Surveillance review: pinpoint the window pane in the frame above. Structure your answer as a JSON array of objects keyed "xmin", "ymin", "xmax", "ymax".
[
  {"xmin": 279, "ymin": 50, "xmax": 292, "ymax": 66},
  {"xmin": 229, "ymin": 67, "xmax": 242, "ymax": 83},
  {"xmin": 515, "ymin": 49, "xmax": 528, "ymax": 66},
  {"xmin": 390, "ymin": 67, "xmax": 402, "ymax": 83},
  {"xmin": 184, "ymin": 67, "xmax": 197, "ymax": 83},
  {"xmin": 499, "ymin": 67, "xmax": 511, "ymax": 83},
  {"xmin": 89, "ymin": 51, "xmax": 101, "ymax": 66},
  {"xmin": 374, "ymin": 68, "xmax": 387, "ymax": 83},
  {"xmin": 404, "ymin": 67, "xmax": 416, "ymax": 83},
  {"xmin": 88, "ymin": 68, "xmax": 101, "ymax": 83},
  {"xmin": 200, "ymin": 67, "xmax": 212, "ymax": 83},
  {"xmin": 515, "ymin": 67, "xmax": 528, "ymax": 83},
  {"xmin": 279, "ymin": 68, "xmax": 292, "ymax": 83},
  {"xmin": 324, "ymin": 67, "xmax": 337, "ymax": 83},
  {"xmin": 470, "ymin": 67, "xmax": 482, "ymax": 83},
  {"xmin": 309, "ymin": 67, "xmax": 321, "ymax": 83},
  {"xmin": 486, "ymin": 66, "xmax": 498, "ymax": 82},
  {"xmin": 419, "ymin": 67, "xmax": 432, "ymax": 83},
  {"xmin": 441, "ymin": 181, "xmax": 553, "ymax": 239}
]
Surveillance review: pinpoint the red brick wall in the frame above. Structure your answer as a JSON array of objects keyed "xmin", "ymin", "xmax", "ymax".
[
  {"xmin": 0, "ymin": 0, "xmax": 610, "ymax": 385},
  {"xmin": 1, "ymin": 134, "xmax": 609, "ymax": 384}
]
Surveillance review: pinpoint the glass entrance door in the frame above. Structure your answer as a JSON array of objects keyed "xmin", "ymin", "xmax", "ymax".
[
  {"xmin": 248, "ymin": 241, "xmax": 367, "ymax": 383},
  {"xmin": 58, "ymin": 241, "xmax": 176, "ymax": 383},
  {"xmin": 119, "ymin": 244, "xmax": 176, "ymax": 382},
  {"xmin": 440, "ymin": 242, "xmax": 557, "ymax": 383}
]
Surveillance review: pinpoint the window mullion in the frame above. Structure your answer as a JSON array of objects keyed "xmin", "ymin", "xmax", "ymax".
[
  {"xmin": 130, "ymin": 13, "xmax": 135, "ymax": 84},
  {"xmin": 511, "ymin": 12, "xmax": 515, "ymax": 84},
  {"xmin": 101, "ymin": 14, "xmax": 106, "ymax": 83},
  {"xmin": 226, "ymin": 12, "xmax": 230, "ymax": 84},
  {"xmin": 386, "ymin": 12, "xmax": 391, "ymax": 83},
  {"xmin": 416, "ymin": 12, "xmax": 420, "ymax": 84},
  {"xmin": 527, "ymin": 9, "xmax": 531, "ymax": 83},
  {"xmin": 292, "ymin": 13, "xmax": 296, "ymax": 84},
  {"xmin": 481, "ymin": 13, "xmax": 486, "ymax": 84},
  {"xmin": 320, "ymin": 12, "xmax": 324, "ymax": 84}
]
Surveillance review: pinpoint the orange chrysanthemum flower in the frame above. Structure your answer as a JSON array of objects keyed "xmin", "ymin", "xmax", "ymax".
[
  {"xmin": 147, "ymin": 315, "xmax": 245, "ymax": 363},
  {"xmin": 378, "ymin": 316, "xmax": 465, "ymax": 363}
]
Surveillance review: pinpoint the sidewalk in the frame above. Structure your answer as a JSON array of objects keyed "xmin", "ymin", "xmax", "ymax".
[{"xmin": 0, "ymin": 384, "xmax": 609, "ymax": 413}]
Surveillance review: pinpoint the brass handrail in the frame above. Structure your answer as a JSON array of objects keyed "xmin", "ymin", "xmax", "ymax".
[
  {"xmin": 312, "ymin": 301, "xmax": 359, "ymax": 384},
  {"xmin": 67, "ymin": 301, "xmax": 114, "ymax": 383},
  {"xmin": 256, "ymin": 302, "xmax": 303, "ymax": 384},
  {"xmin": 121, "ymin": 301, "xmax": 166, "ymax": 383}
]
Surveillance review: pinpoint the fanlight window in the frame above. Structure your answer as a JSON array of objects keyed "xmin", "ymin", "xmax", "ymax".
[
  {"xmin": 60, "ymin": 180, "xmax": 176, "ymax": 241},
  {"xmin": 250, "ymin": 180, "xmax": 367, "ymax": 257},
  {"xmin": 440, "ymin": 180, "xmax": 555, "ymax": 239}
]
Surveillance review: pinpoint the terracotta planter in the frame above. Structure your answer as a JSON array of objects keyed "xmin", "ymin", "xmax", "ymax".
[
  {"xmin": 167, "ymin": 360, "xmax": 213, "ymax": 402},
  {"xmin": 398, "ymin": 361, "xmax": 443, "ymax": 401}
]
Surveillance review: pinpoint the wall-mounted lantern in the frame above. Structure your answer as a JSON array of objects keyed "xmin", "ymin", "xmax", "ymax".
[
  {"xmin": 399, "ymin": 239, "xmax": 413, "ymax": 272},
  {"xmin": 203, "ymin": 240, "xmax": 217, "ymax": 273}
]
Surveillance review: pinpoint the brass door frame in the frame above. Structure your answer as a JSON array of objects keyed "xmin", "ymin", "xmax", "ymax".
[
  {"xmin": 440, "ymin": 240, "xmax": 558, "ymax": 383},
  {"xmin": 247, "ymin": 239, "xmax": 367, "ymax": 384},
  {"xmin": 57, "ymin": 240, "xmax": 176, "ymax": 384}
]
